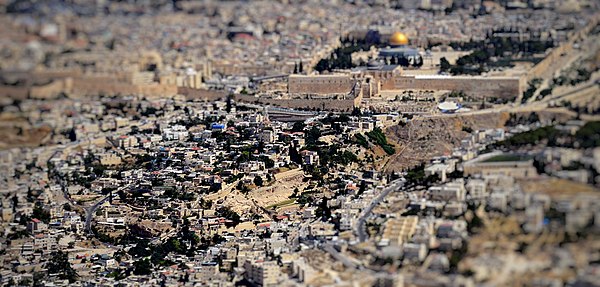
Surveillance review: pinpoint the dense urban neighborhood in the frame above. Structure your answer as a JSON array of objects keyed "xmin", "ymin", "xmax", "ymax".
[{"xmin": 1, "ymin": 0, "xmax": 599, "ymax": 286}]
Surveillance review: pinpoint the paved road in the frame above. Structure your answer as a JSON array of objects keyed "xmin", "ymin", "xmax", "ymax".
[
  {"xmin": 420, "ymin": 79, "xmax": 598, "ymax": 121},
  {"xmin": 48, "ymin": 145, "xmax": 116, "ymax": 235},
  {"xmin": 355, "ymin": 178, "xmax": 405, "ymax": 242},
  {"xmin": 85, "ymin": 195, "xmax": 111, "ymax": 233},
  {"xmin": 204, "ymin": 180, "xmax": 239, "ymax": 201},
  {"xmin": 321, "ymin": 242, "xmax": 360, "ymax": 269},
  {"xmin": 47, "ymin": 149, "xmax": 77, "ymax": 205},
  {"xmin": 85, "ymin": 184, "xmax": 131, "ymax": 234},
  {"xmin": 539, "ymin": 80, "xmax": 599, "ymax": 103}
]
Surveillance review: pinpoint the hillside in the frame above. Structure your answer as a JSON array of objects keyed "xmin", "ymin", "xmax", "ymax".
[{"xmin": 382, "ymin": 110, "xmax": 574, "ymax": 172}]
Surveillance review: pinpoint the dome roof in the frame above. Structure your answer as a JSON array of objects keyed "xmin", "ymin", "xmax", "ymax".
[
  {"xmin": 367, "ymin": 59, "xmax": 384, "ymax": 70},
  {"xmin": 389, "ymin": 32, "xmax": 409, "ymax": 46},
  {"xmin": 437, "ymin": 102, "xmax": 461, "ymax": 112}
]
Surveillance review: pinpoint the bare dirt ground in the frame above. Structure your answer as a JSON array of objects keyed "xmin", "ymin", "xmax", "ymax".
[
  {"xmin": 383, "ymin": 112, "xmax": 510, "ymax": 172},
  {"xmin": 0, "ymin": 124, "xmax": 52, "ymax": 150},
  {"xmin": 219, "ymin": 175, "xmax": 307, "ymax": 218},
  {"xmin": 463, "ymin": 219, "xmax": 597, "ymax": 285},
  {"xmin": 382, "ymin": 109, "xmax": 576, "ymax": 172},
  {"xmin": 248, "ymin": 178, "xmax": 308, "ymax": 208}
]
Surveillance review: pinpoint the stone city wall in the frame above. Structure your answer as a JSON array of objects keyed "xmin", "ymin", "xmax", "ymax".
[
  {"xmin": 1, "ymin": 73, "xmax": 178, "ymax": 99},
  {"xmin": 0, "ymin": 85, "xmax": 29, "ymax": 99},
  {"xmin": 234, "ymin": 94, "xmax": 358, "ymax": 112},
  {"xmin": 526, "ymin": 15, "xmax": 599, "ymax": 81},
  {"xmin": 71, "ymin": 77, "xmax": 178, "ymax": 98},
  {"xmin": 389, "ymin": 76, "xmax": 524, "ymax": 100},
  {"xmin": 178, "ymin": 87, "xmax": 227, "ymax": 101},
  {"xmin": 525, "ymin": 43, "xmax": 572, "ymax": 81},
  {"xmin": 30, "ymin": 78, "xmax": 72, "ymax": 99},
  {"xmin": 288, "ymin": 74, "xmax": 356, "ymax": 95},
  {"xmin": 31, "ymin": 69, "xmax": 81, "ymax": 80},
  {"xmin": 0, "ymin": 78, "xmax": 73, "ymax": 99}
]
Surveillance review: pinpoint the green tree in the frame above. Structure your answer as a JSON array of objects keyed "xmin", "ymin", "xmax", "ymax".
[
  {"xmin": 291, "ymin": 121, "xmax": 305, "ymax": 132},
  {"xmin": 365, "ymin": 127, "xmax": 395, "ymax": 155},
  {"xmin": 351, "ymin": 107, "xmax": 362, "ymax": 117},
  {"xmin": 218, "ymin": 207, "xmax": 241, "ymax": 228},
  {"xmin": 19, "ymin": 278, "xmax": 32, "ymax": 286},
  {"xmin": 133, "ymin": 258, "xmax": 152, "ymax": 275},
  {"xmin": 440, "ymin": 57, "xmax": 452, "ymax": 72},
  {"xmin": 32, "ymin": 204, "xmax": 51, "ymax": 223},
  {"xmin": 315, "ymin": 197, "xmax": 332, "ymax": 219},
  {"xmin": 357, "ymin": 180, "xmax": 367, "ymax": 195},
  {"xmin": 46, "ymin": 250, "xmax": 78, "ymax": 282},
  {"xmin": 170, "ymin": 238, "xmax": 184, "ymax": 253},
  {"xmin": 575, "ymin": 121, "xmax": 600, "ymax": 148},
  {"xmin": 253, "ymin": 176, "xmax": 264, "ymax": 187},
  {"xmin": 306, "ymin": 126, "xmax": 322, "ymax": 145},
  {"xmin": 289, "ymin": 144, "xmax": 303, "ymax": 165},
  {"xmin": 398, "ymin": 57, "xmax": 410, "ymax": 67},
  {"xmin": 226, "ymin": 95, "xmax": 233, "ymax": 113}
]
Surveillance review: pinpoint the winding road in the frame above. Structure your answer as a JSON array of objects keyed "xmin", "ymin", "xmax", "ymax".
[
  {"xmin": 355, "ymin": 178, "xmax": 406, "ymax": 242},
  {"xmin": 85, "ymin": 185, "xmax": 130, "ymax": 234},
  {"xmin": 84, "ymin": 195, "xmax": 111, "ymax": 234},
  {"xmin": 321, "ymin": 242, "xmax": 361, "ymax": 269}
]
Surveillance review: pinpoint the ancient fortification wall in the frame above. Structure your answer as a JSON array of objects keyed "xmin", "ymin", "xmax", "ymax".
[
  {"xmin": 288, "ymin": 74, "xmax": 356, "ymax": 95},
  {"xmin": 71, "ymin": 77, "xmax": 178, "ymax": 98},
  {"xmin": 0, "ymin": 86, "xmax": 29, "ymax": 99},
  {"xmin": 234, "ymin": 94, "xmax": 357, "ymax": 112},
  {"xmin": 177, "ymin": 87, "xmax": 227, "ymax": 101},
  {"xmin": 30, "ymin": 78, "xmax": 72, "ymax": 99},
  {"xmin": 0, "ymin": 78, "xmax": 73, "ymax": 99},
  {"xmin": 390, "ymin": 76, "xmax": 524, "ymax": 100},
  {"xmin": 526, "ymin": 15, "xmax": 599, "ymax": 81}
]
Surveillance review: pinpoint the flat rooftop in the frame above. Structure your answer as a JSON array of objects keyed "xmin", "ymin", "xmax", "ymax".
[{"xmin": 481, "ymin": 154, "xmax": 533, "ymax": 163}]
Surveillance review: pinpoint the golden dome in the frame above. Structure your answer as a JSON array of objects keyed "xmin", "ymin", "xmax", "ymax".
[{"xmin": 389, "ymin": 32, "xmax": 409, "ymax": 46}]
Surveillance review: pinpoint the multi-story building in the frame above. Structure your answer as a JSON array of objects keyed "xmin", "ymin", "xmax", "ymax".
[
  {"xmin": 243, "ymin": 260, "xmax": 279, "ymax": 287},
  {"xmin": 462, "ymin": 153, "xmax": 538, "ymax": 178},
  {"xmin": 429, "ymin": 180, "xmax": 466, "ymax": 202},
  {"xmin": 466, "ymin": 178, "xmax": 487, "ymax": 201},
  {"xmin": 382, "ymin": 216, "xmax": 419, "ymax": 246}
]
